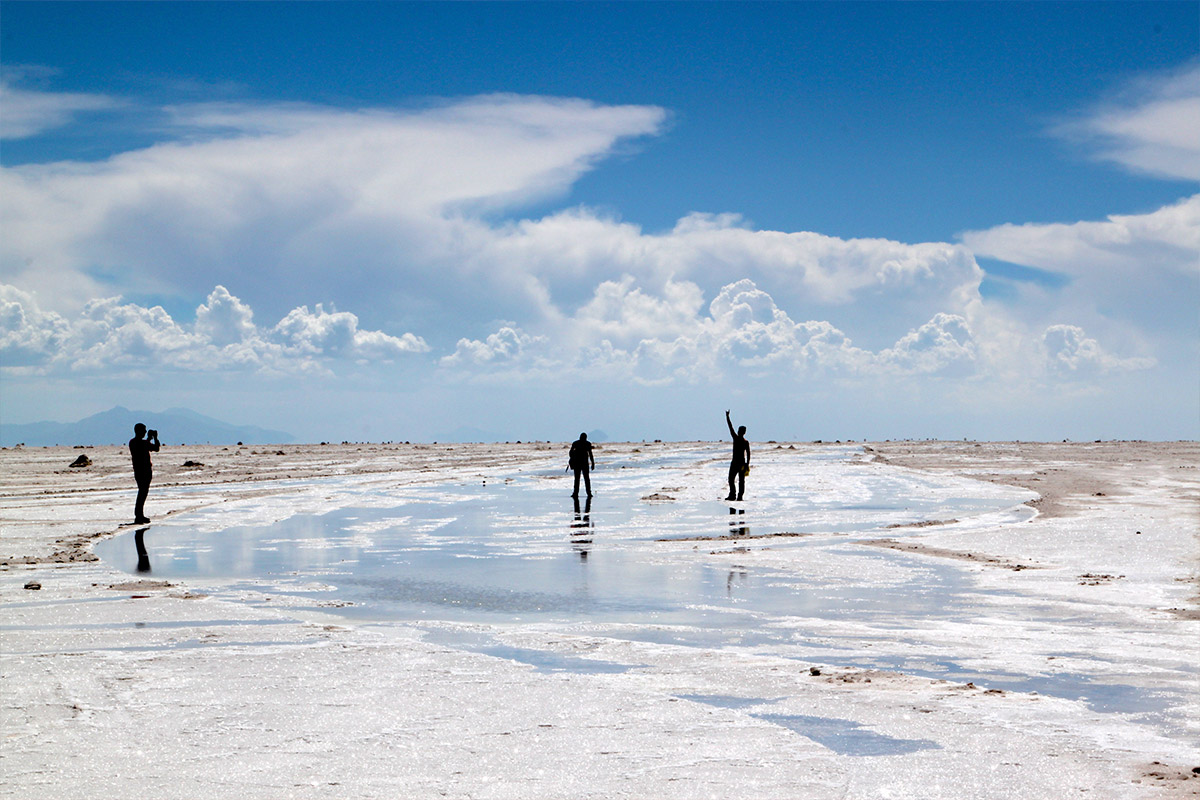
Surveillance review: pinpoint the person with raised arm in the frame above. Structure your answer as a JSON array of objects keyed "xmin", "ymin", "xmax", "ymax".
[{"xmin": 725, "ymin": 410, "xmax": 750, "ymax": 501}]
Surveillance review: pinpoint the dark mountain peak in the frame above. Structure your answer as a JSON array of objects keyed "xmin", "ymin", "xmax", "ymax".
[{"xmin": 1, "ymin": 406, "xmax": 294, "ymax": 447}]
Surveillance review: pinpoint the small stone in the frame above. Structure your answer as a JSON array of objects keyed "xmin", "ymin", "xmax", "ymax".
[
  {"xmin": 69, "ymin": 454, "xmax": 91, "ymax": 468},
  {"xmin": 23, "ymin": 581, "xmax": 41, "ymax": 590},
  {"xmin": 809, "ymin": 667, "xmax": 821, "ymax": 676}
]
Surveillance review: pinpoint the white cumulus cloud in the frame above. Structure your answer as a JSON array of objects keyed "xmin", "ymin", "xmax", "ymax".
[
  {"xmin": 0, "ymin": 83, "xmax": 1181, "ymax": 411},
  {"xmin": 0, "ymin": 285, "xmax": 71, "ymax": 366},
  {"xmin": 877, "ymin": 313, "xmax": 977, "ymax": 377},
  {"xmin": 1041, "ymin": 324, "xmax": 1155, "ymax": 376},
  {"xmin": 442, "ymin": 326, "xmax": 549, "ymax": 368},
  {"xmin": 275, "ymin": 304, "xmax": 429, "ymax": 361},
  {"xmin": 0, "ymin": 285, "xmax": 428, "ymax": 374}
]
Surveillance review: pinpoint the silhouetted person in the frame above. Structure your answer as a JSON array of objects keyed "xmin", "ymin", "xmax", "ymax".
[
  {"xmin": 134, "ymin": 527, "xmax": 151, "ymax": 573},
  {"xmin": 568, "ymin": 432, "xmax": 595, "ymax": 498},
  {"xmin": 129, "ymin": 423, "xmax": 159, "ymax": 524},
  {"xmin": 725, "ymin": 410, "xmax": 750, "ymax": 501}
]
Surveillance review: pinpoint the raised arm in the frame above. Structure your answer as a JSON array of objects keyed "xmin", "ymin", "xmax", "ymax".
[
  {"xmin": 589, "ymin": 445, "xmax": 595, "ymax": 470},
  {"xmin": 725, "ymin": 410, "xmax": 735, "ymax": 438}
]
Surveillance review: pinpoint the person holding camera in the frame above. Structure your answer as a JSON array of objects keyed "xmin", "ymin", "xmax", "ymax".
[{"xmin": 129, "ymin": 422, "xmax": 160, "ymax": 524}]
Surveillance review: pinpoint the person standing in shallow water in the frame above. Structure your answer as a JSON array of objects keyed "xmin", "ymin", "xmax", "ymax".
[
  {"xmin": 568, "ymin": 432, "xmax": 595, "ymax": 498},
  {"xmin": 128, "ymin": 423, "xmax": 160, "ymax": 524},
  {"xmin": 725, "ymin": 410, "xmax": 750, "ymax": 501}
]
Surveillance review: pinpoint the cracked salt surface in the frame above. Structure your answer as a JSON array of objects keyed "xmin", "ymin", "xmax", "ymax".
[{"xmin": 94, "ymin": 445, "xmax": 1193, "ymax": 746}]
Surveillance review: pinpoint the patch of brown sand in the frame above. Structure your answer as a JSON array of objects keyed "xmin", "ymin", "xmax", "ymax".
[
  {"xmin": 657, "ymin": 531, "xmax": 811, "ymax": 543},
  {"xmin": 866, "ymin": 440, "xmax": 1199, "ymax": 520},
  {"xmin": 1134, "ymin": 762, "xmax": 1200, "ymax": 791},
  {"xmin": 860, "ymin": 538, "xmax": 1038, "ymax": 571},
  {"xmin": 884, "ymin": 518, "xmax": 959, "ymax": 529},
  {"xmin": 107, "ymin": 579, "xmax": 174, "ymax": 592}
]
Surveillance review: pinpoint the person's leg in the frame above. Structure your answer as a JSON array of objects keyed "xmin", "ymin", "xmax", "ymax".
[
  {"xmin": 727, "ymin": 463, "xmax": 737, "ymax": 500},
  {"xmin": 572, "ymin": 469, "xmax": 581, "ymax": 497},
  {"xmin": 736, "ymin": 469, "xmax": 745, "ymax": 501},
  {"xmin": 134, "ymin": 474, "xmax": 150, "ymax": 521},
  {"xmin": 583, "ymin": 468, "xmax": 592, "ymax": 497}
]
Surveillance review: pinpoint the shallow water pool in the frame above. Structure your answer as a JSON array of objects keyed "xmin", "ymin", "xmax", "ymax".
[{"xmin": 96, "ymin": 446, "xmax": 1020, "ymax": 631}]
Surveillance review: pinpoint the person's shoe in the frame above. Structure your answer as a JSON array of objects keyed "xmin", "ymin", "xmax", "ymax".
[
  {"xmin": 135, "ymin": 516, "xmax": 151, "ymax": 524},
  {"xmin": 725, "ymin": 495, "xmax": 736, "ymax": 501},
  {"xmin": 570, "ymin": 493, "xmax": 579, "ymax": 498},
  {"xmin": 586, "ymin": 492, "xmax": 593, "ymax": 497}
]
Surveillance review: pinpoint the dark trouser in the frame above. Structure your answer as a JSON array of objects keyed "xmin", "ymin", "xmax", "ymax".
[
  {"xmin": 572, "ymin": 467, "xmax": 592, "ymax": 497},
  {"xmin": 727, "ymin": 462, "xmax": 745, "ymax": 501},
  {"xmin": 134, "ymin": 470, "xmax": 152, "ymax": 520}
]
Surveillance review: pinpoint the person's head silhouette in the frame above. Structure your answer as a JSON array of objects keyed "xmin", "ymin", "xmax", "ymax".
[
  {"xmin": 579, "ymin": 432, "xmax": 588, "ymax": 441},
  {"xmin": 134, "ymin": 422, "xmax": 146, "ymax": 438},
  {"xmin": 738, "ymin": 426, "xmax": 747, "ymax": 436}
]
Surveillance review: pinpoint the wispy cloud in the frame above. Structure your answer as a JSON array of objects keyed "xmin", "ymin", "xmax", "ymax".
[
  {"xmin": 1054, "ymin": 62, "xmax": 1200, "ymax": 181},
  {"xmin": 0, "ymin": 93, "xmax": 669, "ymax": 315},
  {"xmin": 0, "ymin": 70, "xmax": 122, "ymax": 139}
]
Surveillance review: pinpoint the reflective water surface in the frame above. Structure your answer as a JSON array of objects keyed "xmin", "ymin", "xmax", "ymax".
[
  {"xmin": 95, "ymin": 445, "xmax": 1189, "ymax": 735},
  {"xmin": 97, "ymin": 447, "xmax": 1010, "ymax": 630}
]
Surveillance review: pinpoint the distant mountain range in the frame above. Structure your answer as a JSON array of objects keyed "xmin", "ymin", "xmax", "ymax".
[{"xmin": 0, "ymin": 406, "xmax": 294, "ymax": 447}]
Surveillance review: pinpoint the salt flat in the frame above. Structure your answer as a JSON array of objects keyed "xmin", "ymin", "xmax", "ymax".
[{"xmin": 1, "ymin": 440, "xmax": 1196, "ymax": 798}]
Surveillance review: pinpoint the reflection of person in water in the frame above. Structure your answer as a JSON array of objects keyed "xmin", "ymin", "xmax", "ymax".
[
  {"xmin": 129, "ymin": 423, "xmax": 160, "ymax": 524},
  {"xmin": 568, "ymin": 432, "xmax": 596, "ymax": 498},
  {"xmin": 725, "ymin": 410, "xmax": 750, "ymax": 501},
  {"xmin": 571, "ymin": 496, "xmax": 593, "ymax": 561},
  {"xmin": 134, "ymin": 527, "xmax": 151, "ymax": 573},
  {"xmin": 728, "ymin": 506, "xmax": 748, "ymax": 536},
  {"xmin": 726, "ymin": 566, "xmax": 747, "ymax": 596}
]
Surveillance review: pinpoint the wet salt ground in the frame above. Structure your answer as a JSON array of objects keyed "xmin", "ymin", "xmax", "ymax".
[
  {"xmin": 93, "ymin": 445, "xmax": 1191, "ymax": 745},
  {"xmin": 95, "ymin": 447, "xmax": 1008, "ymax": 629}
]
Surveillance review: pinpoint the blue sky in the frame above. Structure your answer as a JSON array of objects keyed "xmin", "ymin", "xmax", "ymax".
[{"xmin": 2, "ymin": 2, "xmax": 1197, "ymax": 442}]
